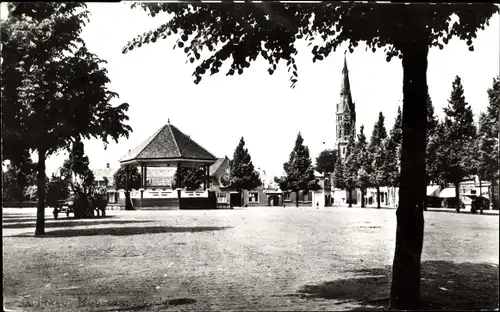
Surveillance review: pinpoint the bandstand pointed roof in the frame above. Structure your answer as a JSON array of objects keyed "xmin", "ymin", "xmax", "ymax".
[{"xmin": 120, "ymin": 123, "xmax": 217, "ymax": 165}]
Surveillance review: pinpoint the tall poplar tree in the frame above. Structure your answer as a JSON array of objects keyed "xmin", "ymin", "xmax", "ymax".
[
  {"xmin": 222, "ymin": 137, "xmax": 261, "ymax": 206},
  {"xmin": 370, "ymin": 112, "xmax": 388, "ymax": 208},
  {"xmin": 356, "ymin": 125, "xmax": 371, "ymax": 208},
  {"xmin": 277, "ymin": 133, "xmax": 319, "ymax": 207},
  {"xmin": 343, "ymin": 133, "xmax": 358, "ymax": 208},
  {"xmin": 386, "ymin": 106, "xmax": 403, "ymax": 188},
  {"xmin": 477, "ymin": 76, "xmax": 500, "ymax": 209},
  {"xmin": 423, "ymin": 92, "xmax": 439, "ymax": 210},
  {"xmin": 442, "ymin": 76, "xmax": 477, "ymax": 213}
]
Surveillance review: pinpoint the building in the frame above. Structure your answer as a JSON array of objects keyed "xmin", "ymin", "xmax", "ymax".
[
  {"xmin": 117, "ymin": 121, "xmax": 218, "ymax": 209},
  {"xmin": 438, "ymin": 177, "xmax": 494, "ymax": 210},
  {"xmin": 335, "ymin": 52, "xmax": 356, "ymax": 159},
  {"xmin": 92, "ymin": 163, "xmax": 118, "ymax": 204},
  {"xmin": 207, "ymin": 157, "xmax": 283, "ymax": 207}
]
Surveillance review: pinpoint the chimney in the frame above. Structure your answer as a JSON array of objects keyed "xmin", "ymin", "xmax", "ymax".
[{"xmin": 106, "ymin": 163, "xmax": 110, "ymax": 169}]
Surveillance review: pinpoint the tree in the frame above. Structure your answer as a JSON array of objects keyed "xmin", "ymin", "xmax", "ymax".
[
  {"xmin": 477, "ymin": 76, "xmax": 500, "ymax": 209},
  {"xmin": 124, "ymin": 2, "xmax": 499, "ymax": 308},
  {"xmin": 113, "ymin": 165, "xmax": 141, "ymax": 210},
  {"xmin": 2, "ymin": 159, "xmax": 36, "ymax": 205},
  {"xmin": 46, "ymin": 173, "xmax": 70, "ymax": 210},
  {"xmin": 442, "ymin": 76, "xmax": 477, "ymax": 213},
  {"xmin": 384, "ymin": 106, "xmax": 403, "ymax": 189},
  {"xmin": 356, "ymin": 125, "xmax": 372, "ymax": 208},
  {"xmin": 315, "ymin": 149, "xmax": 337, "ymax": 174},
  {"xmin": 1, "ymin": 3, "xmax": 132, "ymax": 235},
  {"xmin": 277, "ymin": 133, "xmax": 320, "ymax": 207},
  {"xmin": 421, "ymin": 92, "xmax": 440, "ymax": 210},
  {"xmin": 61, "ymin": 137, "xmax": 97, "ymax": 218},
  {"xmin": 343, "ymin": 133, "xmax": 358, "ymax": 208},
  {"xmin": 173, "ymin": 167, "xmax": 205, "ymax": 191},
  {"xmin": 426, "ymin": 121, "xmax": 447, "ymax": 189},
  {"xmin": 332, "ymin": 152, "xmax": 346, "ymax": 204},
  {"xmin": 223, "ymin": 137, "xmax": 261, "ymax": 206},
  {"xmin": 369, "ymin": 112, "xmax": 388, "ymax": 208}
]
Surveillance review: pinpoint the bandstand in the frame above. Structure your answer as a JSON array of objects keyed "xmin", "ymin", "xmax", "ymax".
[{"xmin": 119, "ymin": 121, "xmax": 217, "ymax": 209}]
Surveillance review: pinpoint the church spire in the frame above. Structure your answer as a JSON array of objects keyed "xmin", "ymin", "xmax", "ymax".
[
  {"xmin": 342, "ymin": 50, "xmax": 348, "ymax": 74},
  {"xmin": 339, "ymin": 51, "xmax": 352, "ymax": 112},
  {"xmin": 335, "ymin": 51, "xmax": 356, "ymax": 159}
]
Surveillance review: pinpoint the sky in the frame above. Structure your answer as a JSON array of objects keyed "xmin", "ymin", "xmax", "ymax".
[{"xmin": 3, "ymin": 3, "xmax": 500, "ymax": 178}]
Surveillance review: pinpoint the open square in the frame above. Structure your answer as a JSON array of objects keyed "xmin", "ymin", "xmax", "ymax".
[{"xmin": 3, "ymin": 207, "xmax": 498, "ymax": 311}]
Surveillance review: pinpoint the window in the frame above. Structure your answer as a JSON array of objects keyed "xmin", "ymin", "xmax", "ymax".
[
  {"xmin": 248, "ymin": 192, "xmax": 259, "ymax": 203},
  {"xmin": 283, "ymin": 192, "xmax": 291, "ymax": 201},
  {"xmin": 471, "ymin": 190, "xmax": 477, "ymax": 195},
  {"xmin": 343, "ymin": 147, "xmax": 346, "ymax": 154}
]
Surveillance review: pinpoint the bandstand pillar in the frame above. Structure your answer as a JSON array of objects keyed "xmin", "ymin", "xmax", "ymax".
[
  {"xmin": 204, "ymin": 164, "xmax": 208, "ymax": 191},
  {"xmin": 176, "ymin": 162, "xmax": 182, "ymax": 209}
]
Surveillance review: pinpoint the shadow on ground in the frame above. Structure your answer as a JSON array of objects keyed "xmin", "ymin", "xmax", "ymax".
[
  {"xmin": 289, "ymin": 260, "xmax": 499, "ymax": 311},
  {"xmin": 2, "ymin": 215, "xmax": 118, "ymax": 223},
  {"xmin": 11, "ymin": 225, "xmax": 232, "ymax": 238},
  {"xmin": 2, "ymin": 219, "xmax": 154, "ymax": 229}
]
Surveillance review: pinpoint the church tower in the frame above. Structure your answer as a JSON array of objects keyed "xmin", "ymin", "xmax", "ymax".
[{"xmin": 335, "ymin": 52, "xmax": 356, "ymax": 159}]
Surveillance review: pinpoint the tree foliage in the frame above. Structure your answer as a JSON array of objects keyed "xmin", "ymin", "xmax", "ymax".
[
  {"xmin": 343, "ymin": 133, "xmax": 358, "ymax": 207},
  {"xmin": 441, "ymin": 76, "xmax": 477, "ymax": 211},
  {"xmin": 369, "ymin": 112, "xmax": 388, "ymax": 152},
  {"xmin": 315, "ymin": 149, "xmax": 337, "ymax": 174},
  {"xmin": 173, "ymin": 166, "xmax": 205, "ymax": 190},
  {"xmin": 125, "ymin": 3, "xmax": 496, "ymax": 89},
  {"xmin": 382, "ymin": 106, "xmax": 403, "ymax": 187},
  {"xmin": 46, "ymin": 173, "xmax": 71, "ymax": 209},
  {"xmin": 277, "ymin": 133, "xmax": 320, "ymax": 206},
  {"xmin": 477, "ymin": 76, "xmax": 500, "ymax": 183},
  {"xmin": 426, "ymin": 121, "xmax": 447, "ymax": 188},
  {"xmin": 425, "ymin": 93, "xmax": 440, "ymax": 186},
  {"xmin": 60, "ymin": 138, "xmax": 100, "ymax": 218},
  {"xmin": 114, "ymin": 165, "xmax": 141, "ymax": 210},
  {"xmin": 114, "ymin": 165, "xmax": 142, "ymax": 192},
  {"xmin": 2, "ymin": 159, "xmax": 36, "ymax": 203},
  {"xmin": 223, "ymin": 137, "xmax": 261, "ymax": 192},
  {"xmin": 369, "ymin": 113, "xmax": 388, "ymax": 208},
  {"xmin": 1, "ymin": 3, "xmax": 132, "ymax": 234}
]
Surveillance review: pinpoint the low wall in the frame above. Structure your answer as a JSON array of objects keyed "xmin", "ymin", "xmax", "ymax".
[{"xmin": 130, "ymin": 198, "xmax": 179, "ymax": 210}]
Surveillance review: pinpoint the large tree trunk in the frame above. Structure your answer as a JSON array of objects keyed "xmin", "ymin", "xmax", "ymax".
[
  {"xmin": 455, "ymin": 182, "xmax": 460, "ymax": 213},
  {"xmin": 125, "ymin": 191, "xmax": 133, "ymax": 210},
  {"xmin": 377, "ymin": 186, "xmax": 381, "ymax": 208},
  {"xmin": 389, "ymin": 39, "xmax": 428, "ymax": 310},
  {"xmin": 348, "ymin": 188, "xmax": 352, "ymax": 208},
  {"xmin": 35, "ymin": 147, "xmax": 46, "ymax": 236},
  {"xmin": 361, "ymin": 189, "xmax": 366, "ymax": 208},
  {"xmin": 295, "ymin": 190, "xmax": 299, "ymax": 208}
]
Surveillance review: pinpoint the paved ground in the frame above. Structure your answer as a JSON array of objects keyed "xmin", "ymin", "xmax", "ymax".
[{"xmin": 3, "ymin": 206, "xmax": 499, "ymax": 311}]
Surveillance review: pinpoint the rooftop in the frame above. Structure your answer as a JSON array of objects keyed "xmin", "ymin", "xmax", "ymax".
[{"xmin": 120, "ymin": 123, "xmax": 217, "ymax": 164}]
